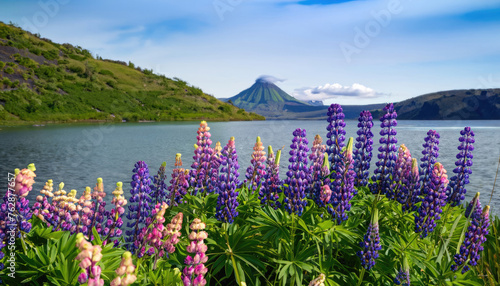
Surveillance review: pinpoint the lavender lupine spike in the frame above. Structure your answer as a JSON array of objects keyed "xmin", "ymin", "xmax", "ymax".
[
  {"xmin": 245, "ymin": 136, "xmax": 267, "ymax": 193},
  {"xmin": 452, "ymin": 204, "xmax": 490, "ymax": 274},
  {"xmin": 89, "ymin": 178, "xmax": 108, "ymax": 239},
  {"xmin": 327, "ymin": 137, "xmax": 356, "ymax": 224},
  {"xmin": 414, "ymin": 162, "xmax": 448, "ymax": 238},
  {"xmin": 369, "ymin": 103, "xmax": 398, "ymax": 199},
  {"xmin": 189, "ymin": 121, "xmax": 214, "ymax": 195},
  {"xmin": 125, "ymin": 161, "xmax": 153, "ymax": 253},
  {"xmin": 326, "ymin": 104, "xmax": 346, "ymax": 198},
  {"xmin": 399, "ymin": 158, "xmax": 421, "ymax": 212},
  {"xmin": 446, "ymin": 127, "xmax": 475, "ymax": 206},
  {"xmin": 394, "ymin": 257, "xmax": 410, "ymax": 286},
  {"xmin": 353, "ymin": 110, "xmax": 374, "ymax": 188},
  {"xmin": 465, "ymin": 192, "xmax": 480, "ymax": 219},
  {"xmin": 314, "ymin": 153, "xmax": 331, "ymax": 208},
  {"xmin": 357, "ymin": 208, "xmax": 382, "ymax": 270},
  {"xmin": 392, "ymin": 144, "xmax": 412, "ymax": 204},
  {"xmin": 215, "ymin": 137, "xmax": 240, "ymax": 223},
  {"xmin": 259, "ymin": 146, "xmax": 283, "ymax": 209},
  {"xmin": 206, "ymin": 141, "xmax": 223, "ymax": 194},
  {"xmin": 309, "ymin": 135, "xmax": 327, "ymax": 201},
  {"xmin": 420, "ymin": 130, "xmax": 440, "ymax": 196},
  {"xmin": 168, "ymin": 154, "xmax": 190, "ymax": 206},
  {"xmin": 150, "ymin": 162, "xmax": 168, "ymax": 205},
  {"xmin": 105, "ymin": 182, "xmax": 127, "ymax": 246},
  {"xmin": 284, "ymin": 128, "xmax": 310, "ymax": 216}
]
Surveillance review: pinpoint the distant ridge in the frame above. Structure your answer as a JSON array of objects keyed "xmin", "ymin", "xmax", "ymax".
[{"xmin": 372, "ymin": 89, "xmax": 500, "ymax": 120}]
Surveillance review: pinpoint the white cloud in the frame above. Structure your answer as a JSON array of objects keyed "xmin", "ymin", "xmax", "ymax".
[
  {"xmin": 293, "ymin": 83, "xmax": 383, "ymax": 101},
  {"xmin": 256, "ymin": 75, "xmax": 286, "ymax": 83}
]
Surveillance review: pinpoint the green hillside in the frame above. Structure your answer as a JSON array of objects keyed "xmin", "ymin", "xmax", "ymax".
[{"xmin": 0, "ymin": 22, "xmax": 264, "ymax": 124}]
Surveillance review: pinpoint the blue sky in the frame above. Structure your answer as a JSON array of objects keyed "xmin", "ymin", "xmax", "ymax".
[{"xmin": 2, "ymin": 0, "xmax": 500, "ymax": 105}]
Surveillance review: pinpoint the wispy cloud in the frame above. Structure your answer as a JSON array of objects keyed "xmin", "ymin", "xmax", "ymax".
[
  {"xmin": 293, "ymin": 83, "xmax": 384, "ymax": 101},
  {"xmin": 256, "ymin": 75, "xmax": 286, "ymax": 84}
]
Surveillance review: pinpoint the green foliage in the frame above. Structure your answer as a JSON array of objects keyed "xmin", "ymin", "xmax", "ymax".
[
  {"xmin": 3, "ymin": 67, "xmax": 14, "ymax": 74},
  {"xmin": 68, "ymin": 54, "xmax": 86, "ymax": 61},
  {"xmin": 99, "ymin": 69, "xmax": 114, "ymax": 76},
  {"xmin": 0, "ymin": 61, "xmax": 5, "ymax": 69},
  {"xmin": 42, "ymin": 49, "xmax": 59, "ymax": 60}
]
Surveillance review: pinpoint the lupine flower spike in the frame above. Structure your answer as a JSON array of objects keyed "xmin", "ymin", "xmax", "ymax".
[
  {"xmin": 106, "ymin": 182, "xmax": 127, "ymax": 246},
  {"xmin": 393, "ymin": 144, "xmax": 412, "ymax": 205},
  {"xmin": 284, "ymin": 128, "xmax": 310, "ymax": 216},
  {"xmin": 259, "ymin": 146, "xmax": 282, "ymax": 209},
  {"xmin": 0, "ymin": 164, "xmax": 36, "ymax": 267},
  {"xmin": 400, "ymin": 158, "xmax": 421, "ymax": 212},
  {"xmin": 369, "ymin": 103, "xmax": 398, "ymax": 199},
  {"xmin": 326, "ymin": 104, "xmax": 346, "ymax": 199},
  {"xmin": 309, "ymin": 135, "xmax": 327, "ymax": 202},
  {"xmin": 110, "ymin": 251, "xmax": 137, "ymax": 286},
  {"xmin": 357, "ymin": 208, "xmax": 382, "ymax": 270},
  {"xmin": 151, "ymin": 162, "xmax": 168, "ymax": 205},
  {"xmin": 216, "ymin": 137, "xmax": 240, "ymax": 223},
  {"xmin": 353, "ymin": 110, "xmax": 374, "ymax": 188},
  {"xmin": 452, "ymin": 195, "xmax": 490, "ymax": 274},
  {"xmin": 168, "ymin": 154, "xmax": 190, "ymax": 206},
  {"xmin": 446, "ymin": 127, "xmax": 475, "ymax": 206},
  {"xmin": 394, "ymin": 256, "xmax": 410, "ymax": 285},
  {"xmin": 415, "ymin": 162, "xmax": 448, "ymax": 238},
  {"xmin": 420, "ymin": 130, "xmax": 440, "ymax": 196},
  {"xmin": 190, "ymin": 121, "xmax": 214, "ymax": 195},
  {"xmin": 125, "ymin": 161, "xmax": 153, "ymax": 253},
  {"xmin": 183, "ymin": 218, "xmax": 208, "ymax": 286},
  {"xmin": 75, "ymin": 233, "xmax": 104, "ymax": 286},
  {"xmin": 327, "ymin": 137, "xmax": 356, "ymax": 224},
  {"xmin": 245, "ymin": 136, "xmax": 267, "ymax": 193}
]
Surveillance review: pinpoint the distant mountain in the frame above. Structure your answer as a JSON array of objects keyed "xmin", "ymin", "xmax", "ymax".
[
  {"xmin": 227, "ymin": 79, "xmax": 386, "ymax": 119},
  {"xmin": 372, "ymin": 89, "xmax": 500, "ymax": 120},
  {"xmin": 306, "ymin": 100, "xmax": 324, "ymax": 106},
  {"xmin": 0, "ymin": 22, "xmax": 264, "ymax": 123}
]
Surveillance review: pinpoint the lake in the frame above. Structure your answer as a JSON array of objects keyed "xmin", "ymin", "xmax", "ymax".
[{"xmin": 1, "ymin": 119, "xmax": 499, "ymax": 216}]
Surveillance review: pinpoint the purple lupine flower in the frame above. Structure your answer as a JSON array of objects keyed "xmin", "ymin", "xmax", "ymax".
[
  {"xmin": 394, "ymin": 269, "xmax": 410, "ymax": 286},
  {"xmin": 206, "ymin": 141, "xmax": 223, "ymax": 194},
  {"xmin": 399, "ymin": 158, "xmax": 421, "ymax": 212},
  {"xmin": 393, "ymin": 144, "xmax": 412, "ymax": 204},
  {"xmin": 357, "ymin": 208, "xmax": 382, "ymax": 270},
  {"xmin": 125, "ymin": 161, "xmax": 153, "ymax": 254},
  {"xmin": 167, "ymin": 154, "xmax": 190, "ymax": 206},
  {"xmin": 369, "ymin": 103, "xmax": 398, "ymax": 199},
  {"xmin": 75, "ymin": 233, "xmax": 104, "ymax": 286},
  {"xmin": 284, "ymin": 128, "xmax": 310, "ymax": 216},
  {"xmin": 151, "ymin": 162, "xmax": 168, "ymax": 205},
  {"xmin": 309, "ymin": 135, "xmax": 327, "ymax": 202},
  {"xmin": 313, "ymin": 153, "xmax": 331, "ymax": 208},
  {"xmin": 420, "ymin": 130, "xmax": 440, "ymax": 196},
  {"xmin": 88, "ymin": 178, "xmax": 109, "ymax": 239},
  {"xmin": 414, "ymin": 162, "xmax": 448, "ymax": 238},
  {"xmin": 464, "ymin": 192, "xmax": 480, "ymax": 219},
  {"xmin": 215, "ymin": 137, "xmax": 240, "ymax": 223},
  {"xmin": 104, "ymin": 182, "xmax": 127, "ymax": 245},
  {"xmin": 326, "ymin": 104, "xmax": 346, "ymax": 199},
  {"xmin": 452, "ymin": 203, "xmax": 490, "ymax": 274},
  {"xmin": 353, "ymin": 110, "xmax": 374, "ymax": 188},
  {"xmin": 327, "ymin": 137, "xmax": 356, "ymax": 224},
  {"xmin": 446, "ymin": 127, "xmax": 475, "ymax": 207},
  {"xmin": 189, "ymin": 121, "xmax": 214, "ymax": 195},
  {"xmin": 245, "ymin": 136, "xmax": 267, "ymax": 193},
  {"xmin": 259, "ymin": 146, "xmax": 283, "ymax": 209}
]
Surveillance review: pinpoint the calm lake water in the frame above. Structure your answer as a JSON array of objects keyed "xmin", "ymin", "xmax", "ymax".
[{"xmin": 1, "ymin": 120, "xmax": 499, "ymax": 216}]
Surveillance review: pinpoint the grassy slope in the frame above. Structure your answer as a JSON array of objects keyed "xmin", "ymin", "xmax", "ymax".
[{"xmin": 0, "ymin": 22, "xmax": 264, "ymax": 124}]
